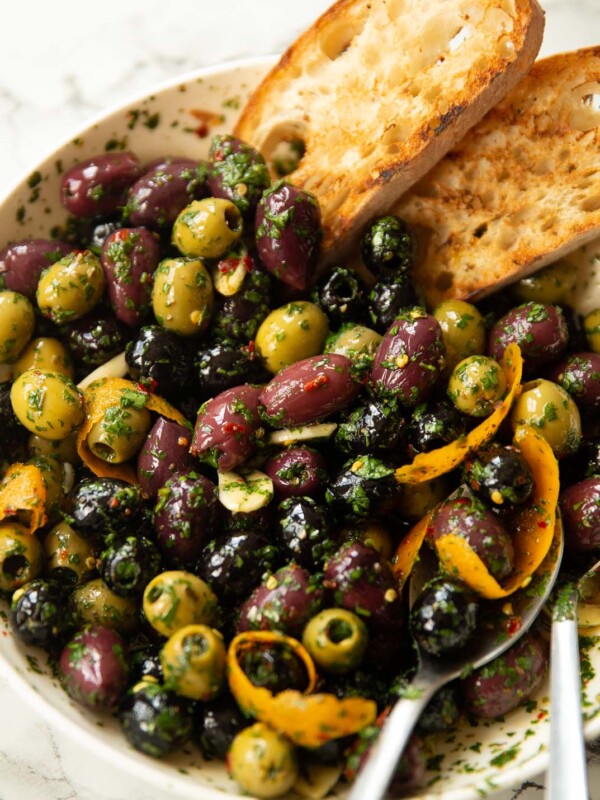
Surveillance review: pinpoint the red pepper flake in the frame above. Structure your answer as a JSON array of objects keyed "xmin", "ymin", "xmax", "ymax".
[
  {"xmin": 538, "ymin": 519, "xmax": 548, "ymax": 528},
  {"xmin": 218, "ymin": 258, "xmax": 239, "ymax": 274},
  {"xmin": 303, "ymin": 374, "xmax": 329, "ymax": 392},
  {"xmin": 222, "ymin": 422, "xmax": 246, "ymax": 434},
  {"xmin": 189, "ymin": 109, "xmax": 224, "ymax": 139},
  {"xmin": 137, "ymin": 381, "xmax": 153, "ymax": 394},
  {"xmin": 114, "ymin": 229, "xmax": 129, "ymax": 242},
  {"xmin": 109, "ymin": 498, "xmax": 120, "ymax": 509},
  {"xmin": 506, "ymin": 616, "xmax": 521, "ymax": 636},
  {"xmin": 537, "ymin": 710, "xmax": 547, "ymax": 720}
]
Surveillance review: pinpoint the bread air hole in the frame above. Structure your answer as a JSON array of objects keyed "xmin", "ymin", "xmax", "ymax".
[
  {"xmin": 448, "ymin": 26, "xmax": 470, "ymax": 53},
  {"xmin": 319, "ymin": 20, "xmax": 364, "ymax": 60},
  {"xmin": 570, "ymin": 86, "xmax": 600, "ymax": 132},
  {"xmin": 435, "ymin": 271, "xmax": 454, "ymax": 292},
  {"xmin": 581, "ymin": 195, "xmax": 600, "ymax": 213},
  {"xmin": 259, "ymin": 121, "xmax": 307, "ymax": 178}
]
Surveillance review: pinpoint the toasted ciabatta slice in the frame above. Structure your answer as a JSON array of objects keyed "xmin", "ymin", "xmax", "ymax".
[
  {"xmin": 393, "ymin": 46, "xmax": 600, "ymax": 306},
  {"xmin": 235, "ymin": 0, "xmax": 544, "ymax": 267}
]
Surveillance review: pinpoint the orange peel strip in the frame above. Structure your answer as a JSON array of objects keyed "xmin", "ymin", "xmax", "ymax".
[
  {"xmin": 228, "ymin": 631, "xmax": 377, "ymax": 748},
  {"xmin": 394, "ymin": 343, "xmax": 523, "ymax": 485},
  {"xmin": 0, "ymin": 463, "xmax": 47, "ymax": 533},
  {"xmin": 77, "ymin": 378, "xmax": 187, "ymax": 484},
  {"xmin": 434, "ymin": 425, "xmax": 559, "ymax": 599},
  {"xmin": 392, "ymin": 513, "xmax": 432, "ymax": 590}
]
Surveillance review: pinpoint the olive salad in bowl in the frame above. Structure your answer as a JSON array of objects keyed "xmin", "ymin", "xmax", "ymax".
[{"xmin": 1, "ymin": 69, "xmax": 600, "ymax": 800}]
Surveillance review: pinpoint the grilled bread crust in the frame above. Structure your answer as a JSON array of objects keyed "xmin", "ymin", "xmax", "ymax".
[{"xmin": 234, "ymin": 0, "xmax": 544, "ymax": 267}]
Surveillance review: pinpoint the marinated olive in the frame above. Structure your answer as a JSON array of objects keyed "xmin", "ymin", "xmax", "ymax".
[
  {"xmin": 417, "ymin": 685, "xmax": 460, "ymax": 734},
  {"xmin": 65, "ymin": 478, "xmax": 146, "ymax": 544},
  {"xmin": 255, "ymin": 180, "xmax": 321, "ymax": 291},
  {"xmin": 341, "ymin": 520, "xmax": 395, "ymax": 560},
  {"xmin": 367, "ymin": 274, "xmax": 421, "ymax": 333},
  {"xmin": 407, "ymin": 399, "xmax": 466, "ymax": 458},
  {"xmin": 152, "ymin": 257, "xmax": 214, "ymax": 336},
  {"xmin": 396, "ymin": 476, "xmax": 451, "ymax": 521},
  {"xmin": 462, "ymin": 443, "xmax": 534, "ymax": 507},
  {"xmin": 100, "ymin": 536, "xmax": 161, "ymax": 597},
  {"xmin": 324, "ymin": 323, "xmax": 382, "ymax": 373},
  {"xmin": 410, "ymin": 579, "xmax": 478, "ymax": 656},
  {"xmin": 44, "ymin": 520, "xmax": 96, "ymax": 587},
  {"xmin": 30, "ymin": 453, "xmax": 66, "ymax": 516},
  {"xmin": 143, "ymin": 570, "xmax": 218, "ymax": 637},
  {"xmin": 584, "ymin": 308, "xmax": 600, "ymax": 353},
  {"xmin": 433, "ymin": 299, "xmax": 486, "ymax": 372},
  {"xmin": 510, "ymin": 259, "xmax": 577, "ymax": 305},
  {"xmin": 60, "ymin": 152, "xmax": 140, "ymax": 218},
  {"xmin": 0, "ymin": 290, "xmax": 35, "ymax": 362},
  {"xmin": 196, "ymin": 697, "xmax": 250, "ymax": 760},
  {"xmin": 196, "ymin": 340, "xmax": 267, "ymax": 398},
  {"xmin": 561, "ymin": 437, "xmax": 600, "ymax": 485},
  {"xmin": 27, "ymin": 431, "xmax": 79, "ymax": 463},
  {"xmin": 120, "ymin": 679, "xmax": 193, "ymax": 758},
  {"xmin": 87, "ymin": 400, "xmax": 151, "ymax": 465},
  {"xmin": 447, "ymin": 355, "xmax": 507, "ymax": 418},
  {"xmin": 277, "ymin": 496, "xmax": 336, "ymax": 569},
  {"xmin": 211, "ymin": 266, "xmax": 272, "ymax": 343},
  {"xmin": 488, "ymin": 302, "xmax": 568, "ymax": 371},
  {"xmin": 10, "ymin": 579, "xmax": 70, "ymax": 647},
  {"xmin": 510, "ymin": 379, "xmax": 581, "ymax": 458},
  {"xmin": 160, "ymin": 623, "xmax": 226, "ymax": 701},
  {"xmin": 255, "ymin": 301, "xmax": 329, "ymax": 374},
  {"xmin": 361, "ymin": 216, "xmax": 416, "ymax": 278},
  {"xmin": 208, "ymin": 135, "xmax": 270, "ymax": 218},
  {"xmin": 125, "ymin": 160, "xmax": 208, "ymax": 229},
  {"xmin": 10, "ymin": 369, "xmax": 84, "ymax": 440},
  {"xmin": 560, "ymin": 304, "xmax": 588, "ymax": 353},
  {"xmin": 125, "ymin": 325, "xmax": 193, "ymax": 397},
  {"xmin": 265, "ymin": 447, "xmax": 327, "ymax": 500},
  {"xmin": 549, "ymin": 352, "xmax": 600, "ymax": 408},
  {"xmin": 37, "ymin": 250, "xmax": 106, "ymax": 324},
  {"xmin": 335, "ymin": 400, "xmax": 405, "ymax": 457},
  {"xmin": 228, "ymin": 722, "xmax": 298, "ymax": 799},
  {"xmin": 137, "ymin": 417, "xmax": 195, "ymax": 497},
  {"xmin": 302, "ymin": 608, "xmax": 369, "ymax": 673},
  {"xmin": 71, "ymin": 577, "xmax": 138, "ymax": 633},
  {"xmin": 0, "ymin": 382, "xmax": 27, "ymax": 450},
  {"xmin": 13, "ymin": 337, "xmax": 74, "ymax": 380},
  {"xmin": 59, "ymin": 625, "xmax": 129, "ymax": 710},
  {"xmin": 326, "ymin": 456, "xmax": 396, "ymax": 523},
  {"xmin": 313, "ymin": 266, "xmax": 367, "ymax": 324},
  {"xmin": 0, "ymin": 523, "xmax": 43, "ymax": 592},
  {"xmin": 65, "ymin": 309, "xmax": 129, "ymax": 369},
  {"xmin": 0, "ymin": 238, "xmax": 72, "ymax": 300},
  {"xmin": 239, "ymin": 640, "xmax": 308, "ymax": 693},
  {"xmin": 172, "ymin": 198, "xmax": 242, "ymax": 259},
  {"xmin": 560, "ymin": 477, "xmax": 600, "ymax": 553}
]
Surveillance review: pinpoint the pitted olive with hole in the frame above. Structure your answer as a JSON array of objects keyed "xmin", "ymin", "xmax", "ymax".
[
  {"xmin": 510, "ymin": 260, "xmax": 577, "ymax": 306},
  {"xmin": 143, "ymin": 570, "xmax": 219, "ymax": 637},
  {"xmin": 87, "ymin": 401, "xmax": 151, "ymax": 464},
  {"xmin": 160, "ymin": 623, "xmax": 226, "ymax": 700},
  {"xmin": 228, "ymin": 722, "xmax": 298, "ymax": 799},
  {"xmin": 511, "ymin": 379, "xmax": 581, "ymax": 458},
  {"xmin": 13, "ymin": 337, "xmax": 74, "ymax": 380},
  {"xmin": 302, "ymin": 608, "xmax": 369, "ymax": 673},
  {"xmin": 584, "ymin": 309, "xmax": 600, "ymax": 353},
  {"xmin": 44, "ymin": 520, "xmax": 96, "ymax": 587},
  {"xmin": 71, "ymin": 577, "xmax": 138, "ymax": 633},
  {"xmin": 10, "ymin": 369, "xmax": 84, "ymax": 440},
  {"xmin": 447, "ymin": 355, "xmax": 507, "ymax": 418},
  {"xmin": 0, "ymin": 522, "xmax": 43, "ymax": 592},
  {"xmin": 151, "ymin": 257, "xmax": 214, "ymax": 336},
  {"xmin": 433, "ymin": 299, "xmax": 486, "ymax": 372},
  {"xmin": 0, "ymin": 290, "xmax": 35, "ymax": 362},
  {"xmin": 36, "ymin": 250, "xmax": 106, "ymax": 324},
  {"xmin": 255, "ymin": 301, "xmax": 329, "ymax": 374},
  {"xmin": 360, "ymin": 215, "xmax": 416, "ymax": 279},
  {"xmin": 313, "ymin": 266, "xmax": 367, "ymax": 324},
  {"xmin": 172, "ymin": 198, "xmax": 243, "ymax": 259}
]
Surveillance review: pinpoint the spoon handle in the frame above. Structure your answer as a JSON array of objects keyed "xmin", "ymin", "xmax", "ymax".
[
  {"xmin": 347, "ymin": 675, "xmax": 438, "ymax": 800},
  {"xmin": 547, "ymin": 599, "xmax": 588, "ymax": 800}
]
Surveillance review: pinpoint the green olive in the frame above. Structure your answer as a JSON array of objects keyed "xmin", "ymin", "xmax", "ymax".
[
  {"xmin": 36, "ymin": 250, "xmax": 105, "ymax": 323},
  {"xmin": 10, "ymin": 369, "xmax": 85, "ymax": 440},
  {"xmin": 511, "ymin": 379, "xmax": 581, "ymax": 458},
  {"xmin": 172, "ymin": 198, "xmax": 243, "ymax": 259},
  {"xmin": 143, "ymin": 570, "xmax": 218, "ymax": 637},
  {"xmin": 152, "ymin": 257, "xmax": 214, "ymax": 336},
  {"xmin": 28, "ymin": 454, "xmax": 65, "ymax": 516},
  {"xmin": 325, "ymin": 323, "xmax": 382, "ymax": 364},
  {"xmin": 27, "ymin": 431, "xmax": 79, "ymax": 463},
  {"xmin": 44, "ymin": 520, "xmax": 96, "ymax": 586},
  {"xmin": 0, "ymin": 291, "xmax": 35, "ymax": 362},
  {"xmin": 71, "ymin": 577, "xmax": 138, "ymax": 633},
  {"xmin": 511, "ymin": 260, "xmax": 577, "ymax": 305},
  {"xmin": 302, "ymin": 608, "xmax": 369, "ymax": 674},
  {"xmin": 160, "ymin": 623, "xmax": 226, "ymax": 700},
  {"xmin": 433, "ymin": 299, "xmax": 486, "ymax": 372},
  {"xmin": 87, "ymin": 403, "xmax": 151, "ymax": 464},
  {"xmin": 13, "ymin": 337, "xmax": 74, "ymax": 380},
  {"xmin": 584, "ymin": 308, "xmax": 600, "ymax": 353},
  {"xmin": 396, "ymin": 476, "xmax": 450, "ymax": 521},
  {"xmin": 448, "ymin": 355, "xmax": 507, "ymax": 417},
  {"xmin": 0, "ymin": 522, "xmax": 43, "ymax": 592},
  {"xmin": 228, "ymin": 723, "xmax": 298, "ymax": 799},
  {"xmin": 255, "ymin": 301, "xmax": 329, "ymax": 374}
]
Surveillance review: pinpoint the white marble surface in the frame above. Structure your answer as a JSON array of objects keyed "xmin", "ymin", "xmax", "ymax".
[{"xmin": 0, "ymin": 1, "xmax": 599, "ymax": 798}]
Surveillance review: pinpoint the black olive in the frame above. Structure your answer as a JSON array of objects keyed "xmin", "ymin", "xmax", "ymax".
[
  {"xmin": 64, "ymin": 308, "xmax": 130, "ymax": 371},
  {"xmin": 416, "ymin": 685, "xmax": 460, "ymax": 734},
  {"xmin": 239, "ymin": 642, "xmax": 308, "ymax": 693},
  {"xmin": 410, "ymin": 578, "xmax": 478, "ymax": 657},
  {"xmin": 195, "ymin": 697, "xmax": 250, "ymax": 760},
  {"xmin": 119, "ymin": 681, "xmax": 193, "ymax": 758},
  {"xmin": 196, "ymin": 341, "xmax": 268, "ymax": 399},
  {"xmin": 211, "ymin": 267, "xmax": 272, "ymax": 343},
  {"xmin": 368, "ymin": 275, "xmax": 421, "ymax": 333},
  {"xmin": 99, "ymin": 536, "xmax": 162, "ymax": 597},
  {"xmin": 65, "ymin": 478, "xmax": 147, "ymax": 544},
  {"xmin": 325, "ymin": 456, "xmax": 396, "ymax": 522},
  {"xmin": 10, "ymin": 579, "xmax": 71, "ymax": 648},
  {"xmin": 361, "ymin": 216, "xmax": 416, "ymax": 279},
  {"xmin": 129, "ymin": 647, "xmax": 164, "ymax": 684},
  {"xmin": 0, "ymin": 382, "xmax": 26, "ymax": 454},
  {"xmin": 277, "ymin": 496, "xmax": 336, "ymax": 569},
  {"xmin": 462, "ymin": 443, "xmax": 534, "ymax": 507},
  {"xmin": 125, "ymin": 325, "xmax": 194, "ymax": 397},
  {"xmin": 334, "ymin": 400, "xmax": 406, "ymax": 457},
  {"xmin": 324, "ymin": 667, "xmax": 391, "ymax": 710},
  {"xmin": 407, "ymin": 399, "xmax": 467, "ymax": 458},
  {"xmin": 312, "ymin": 266, "xmax": 367, "ymax": 324}
]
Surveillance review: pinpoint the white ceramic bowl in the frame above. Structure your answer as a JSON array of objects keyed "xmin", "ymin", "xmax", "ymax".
[{"xmin": 1, "ymin": 55, "xmax": 600, "ymax": 800}]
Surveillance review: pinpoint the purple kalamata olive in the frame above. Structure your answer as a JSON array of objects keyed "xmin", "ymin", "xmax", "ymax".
[
  {"xmin": 276, "ymin": 496, "xmax": 336, "ymax": 569},
  {"xmin": 101, "ymin": 227, "xmax": 161, "ymax": 326},
  {"xmin": 0, "ymin": 239, "xmax": 72, "ymax": 300},
  {"xmin": 488, "ymin": 302, "xmax": 568, "ymax": 372},
  {"xmin": 208, "ymin": 135, "xmax": 270, "ymax": 218},
  {"xmin": 265, "ymin": 447, "xmax": 327, "ymax": 500},
  {"xmin": 560, "ymin": 477, "xmax": 600, "ymax": 553},
  {"xmin": 323, "ymin": 541, "xmax": 403, "ymax": 631},
  {"xmin": 428, "ymin": 495, "xmax": 514, "ymax": 581},
  {"xmin": 370, "ymin": 308, "xmax": 446, "ymax": 406},
  {"xmin": 137, "ymin": 418, "xmax": 195, "ymax": 497},
  {"xmin": 236, "ymin": 563, "xmax": 323, "ymax": 636},
  {"xmin": 260, "ymin": 354, "xmax": 362, "ymax": 427},
  {"xmin": 61, "ymin": 152, "xmax": 141, "ymax": 218},
  {"xmin": 191, "ymin": 385, "xmax": 263, "ymax": 472},
  {"xmin": 125, "ymin": 161, "xmax": 208, "ymax": 229},
  {"xmin": 549, "ymin": 352, "xmax": 600, "ymax": 408},
  {"xmin": 461, "ymin": 634, "xmax": 547, "ymax": 718},
  {"xmin": 64, "ymin": 309, "xmax": 130, "ymax": 369},
  {"xmin": 255, "ymin": 181, "xmax": 321, "ymax": 290},
  {"xmin": 153, "ymin": 471, "xmax": 219, "ymax": 568},
  {"xmin": 59, "ymin": 625, "xmax": 129, "ymax": 710}
]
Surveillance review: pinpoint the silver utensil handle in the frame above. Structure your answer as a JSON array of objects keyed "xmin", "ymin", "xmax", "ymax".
[
  {"xmin": 347, "ymin": 680, "xmax": 437, "ymax": 800},
  {"xmin": 547, "ymin": 618, "xmax": 588, "ymax": 800}
]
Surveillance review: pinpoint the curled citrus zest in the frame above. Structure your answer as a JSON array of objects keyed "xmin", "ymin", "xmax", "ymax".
[
  {"xmin": 0, "ymin": 463, "xmax": 47, "ymax": 533},
  {"xmin": 77, "ymin": 377, "xmax": 187, "ymax": 484},
  {"xmin": 394, "ymin": 343, "xmax": 523, "ymax": 485},
  {"xmin": 227, "ymin": 631, "xmax": 377, "ymax": 748},
  {"xmin": 392, "ymin": 513, "xmax": 431, "ymax": 590}
]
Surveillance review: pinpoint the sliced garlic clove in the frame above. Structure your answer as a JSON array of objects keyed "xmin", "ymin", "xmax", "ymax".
[
  {"xmin": 218, "ymin": 468, "xmax": 274, "ymax": 513},
  {"xmin": 211, "ymin": 257, "xmax": 249, "ymax": 296},
  {"xmin": 268, "ymin": 423, "xmax": 337, "ymax": 447}
]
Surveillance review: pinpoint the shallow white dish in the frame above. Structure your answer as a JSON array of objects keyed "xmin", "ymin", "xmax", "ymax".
[{"xmin": 1, "ymin": 54, "xmax": 600, "ymax": 800}]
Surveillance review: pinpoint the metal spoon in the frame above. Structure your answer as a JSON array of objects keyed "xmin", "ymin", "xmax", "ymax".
[{"xmin": 348, "ymin": 522, "xmax": 564, "ymax": 800}]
